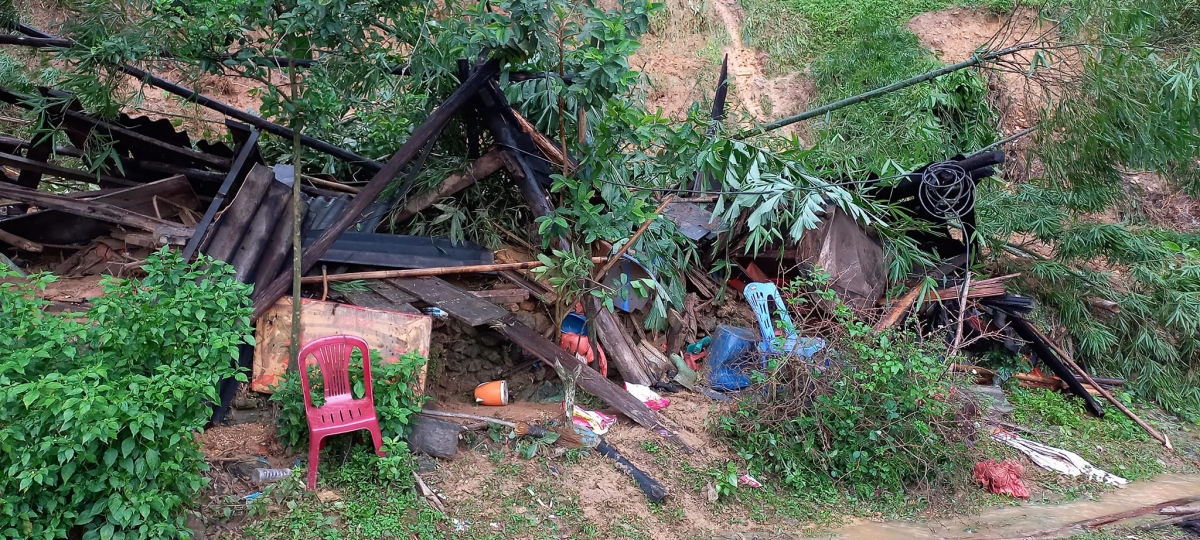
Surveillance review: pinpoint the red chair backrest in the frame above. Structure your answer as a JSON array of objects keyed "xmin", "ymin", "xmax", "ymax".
[{"xmin": 297, "ymin": 335, "xmax": 374, "ymax": 410}]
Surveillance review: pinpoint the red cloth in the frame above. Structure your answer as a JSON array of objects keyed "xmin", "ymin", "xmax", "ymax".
[{"xmin": 973, "ymin": 460, "xmax": 1030, "ymax": 499}]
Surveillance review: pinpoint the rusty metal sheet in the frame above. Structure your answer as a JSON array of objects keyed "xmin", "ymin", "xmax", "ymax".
[{"xmin": 251, "ymin": 296, "xmax": 431, "ymax": 393}]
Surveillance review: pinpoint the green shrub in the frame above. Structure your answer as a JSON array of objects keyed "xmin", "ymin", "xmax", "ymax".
[
  {"xmin": 719, "ymin": 279, "xmax": 978, "ymax": 502},
  {"xmin": 0, "ymin": 249, "xmax": 254, "ymax": 540},
  {"xmin": 270, "ymin": 351, "xmax": 428, "ymax": 451}
]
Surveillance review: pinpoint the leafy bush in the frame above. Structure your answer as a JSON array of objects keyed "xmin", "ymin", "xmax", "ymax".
[
  {"xmin": 719, "ymin": 279, "xmax": 978, "ymax": 502},
  {"xmin": 270, "ymin": 351, "xmax": 428, "ymax": 451},
  {"xmin": 0, "ymin": 249, "xmax": 254, "ymax": 540}
]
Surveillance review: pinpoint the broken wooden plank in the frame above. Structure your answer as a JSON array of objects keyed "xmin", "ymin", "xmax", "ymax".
[
  {"xmin": 204, "ymin": 163, "xmax": 275, "ymax": 262},
  {"xmin": 0, "ymin": 182, "xmax": 193, "ymax": 245},
  {"xmin": 491, "ymin": 314, "xmax": 691, "ymax": 452},
  {"xmin": 338, "ymin": 285, "xmax": 422, "ymax": 315},
  {"xmin": 511, "ymin": 109, "xmax": 571, "ymax": 170},
  {"xmin": 498, "ymin": 269, "xmax": 555, "ymax": 304},
  {"xmin": 396, "ymin": 149, "xmax": 506, "ymax": 222},
  {"xmin": 874, "ymin": 286, "xmax": 923, "ymax": 332},
  {"xmin": 390, "ymin": 276, "xmax": 510, "ymax": 327},
  {"xmin": 252, "ymin": 58, "xmax": 501, "ymax": 321},
  {"xmin": 252, "ymin": 296, "xmax": 431, "ymax": 393},
  {"xmin": 470, "ymin": 288, "xmax": 529, "ymax": 304},
  {"xmin": 0, "ymin": 174, "xmax": 199, "ymax": 246}
]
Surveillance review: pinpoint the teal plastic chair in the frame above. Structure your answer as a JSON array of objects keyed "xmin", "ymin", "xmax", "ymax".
[{"xmin": 743, "ymin": 282, "xmax": 825, "ymax": 358}]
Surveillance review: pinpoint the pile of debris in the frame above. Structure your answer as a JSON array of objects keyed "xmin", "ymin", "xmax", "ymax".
[{"xmin": 0, "ymin": 24, "xmax": 1169, "ymax": 508}]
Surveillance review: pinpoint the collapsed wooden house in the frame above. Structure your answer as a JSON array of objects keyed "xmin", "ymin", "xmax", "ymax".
[{"xmin": 0, "ymin": 22, "xmax": 694, "ymax": 448}]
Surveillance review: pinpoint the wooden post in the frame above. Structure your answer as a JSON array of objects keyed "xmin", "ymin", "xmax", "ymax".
[{"xmin": 591, "ymin": 305, "xmax": 657, "ymax": 386}]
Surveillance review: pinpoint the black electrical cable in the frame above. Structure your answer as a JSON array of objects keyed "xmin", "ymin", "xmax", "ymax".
[{"xmin": 918, "ymin": 161, "xmax": 975, "ymax": 220}]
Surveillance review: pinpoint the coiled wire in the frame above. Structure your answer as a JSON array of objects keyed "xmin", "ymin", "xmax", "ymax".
[{"xmin": 918, "ymin": 161, "xmax": 974, "ymax": 220}]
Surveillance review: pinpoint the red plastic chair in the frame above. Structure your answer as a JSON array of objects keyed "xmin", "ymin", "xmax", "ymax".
[{"xmin": 298, "ymin": 335, "xmax": 385, "ymax": 490}]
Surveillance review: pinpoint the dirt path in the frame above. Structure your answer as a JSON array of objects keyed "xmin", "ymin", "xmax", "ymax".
[
  {"xmin": 824, "ymin": 473, "xmax": 1200, "ymax": 539},
  {"xmin": 709, "ymin": 0, "xmax": 814, "ymax": 139}
]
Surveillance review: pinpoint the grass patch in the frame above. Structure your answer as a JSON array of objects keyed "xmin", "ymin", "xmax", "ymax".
[
  {"xmin": 243, "ymin": 443, "xmax": 445, "ymax": 540},
  {"xmin": 1008, "ymin": 388, "xmax": 1166, "ymax": 482},
  {"xmin": 740, "ymin": 0, "xmax": 954, "ymax": 75},
  {"xmin": 809, "ymin": 21, "xmax": 997, "ymax": 173},
  {"xmin": 739, "ymin": 0, "xmax": 1021, "ymax": 76}
]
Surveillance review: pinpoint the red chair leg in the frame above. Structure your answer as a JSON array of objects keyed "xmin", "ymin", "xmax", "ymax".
[
  {"xmin": 307, "ymin": 434, "xmax": 322, "ymax": 490},
  {"xmin": 368, "ymin": 423, "xmax": 385, "ymax": 456}
]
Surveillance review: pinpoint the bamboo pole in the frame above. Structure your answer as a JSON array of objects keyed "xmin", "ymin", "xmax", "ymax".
[
  {"xmin": 592, "ymin": 194, "xmax": 675, "ymax": 281},
  {"xmin": 1031, "ymin": 327, "xmax": 1173, "ymax": 450},
  {"xmin": 298, "ymin": 257, "xmax": 608, "ymax": 284},
  {"xmin": 741, "ymin": 41, "xmax": 1046, "ymax": 137}
]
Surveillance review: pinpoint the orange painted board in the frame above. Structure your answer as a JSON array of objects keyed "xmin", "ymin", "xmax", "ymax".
[{"xmin": 252, "ymin": 296, "xmax": 431, "ymax": 393}]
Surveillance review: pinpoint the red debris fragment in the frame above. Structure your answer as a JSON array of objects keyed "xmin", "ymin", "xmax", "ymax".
[{"xmin": 973, "ymin": 459, "xmax": 1030, "ymax": 498}]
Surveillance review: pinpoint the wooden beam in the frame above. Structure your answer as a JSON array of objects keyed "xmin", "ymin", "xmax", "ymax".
[
  {"xmin": 1033, "ymin": 326, "xmax": 1173, "ymax": 450},
  {"xmin": 591, "ymin": 306, "xmax": 657, "ymax": 385},
  {"xmin": 251, "ymin": 58, "xmax": 502, "ymax": 321},
  {"xmin": 0, "ymin": 229, "xmax": 42, "ymax": 251},
  {"xmin": 0, "ymin": 182, "xmax": 193, "ymax": 244},
  {"xmin": 0, "ymin": 150, "xmax": 136, "ymax": 187},
  {"xmin": 395, "ymin": 148, "xmax": 505, "ymax": 222},
  {"xmin": 874, "ymin": 286, "xmax": 922, "ymax": 332},
  {"xmin": 0, "ymin": 174, "xmax": 198, "ymax": 245}
]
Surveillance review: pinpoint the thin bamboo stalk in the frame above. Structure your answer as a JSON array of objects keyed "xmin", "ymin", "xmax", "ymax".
[{"xmin": 299, "ymin": 257, "xmax": 608, "ymax": 284}]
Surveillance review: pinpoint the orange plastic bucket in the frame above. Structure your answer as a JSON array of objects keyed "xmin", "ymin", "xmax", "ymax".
[{"xmin": 474, "ymin": 380, "xmax": 508, "ymax": 406}]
